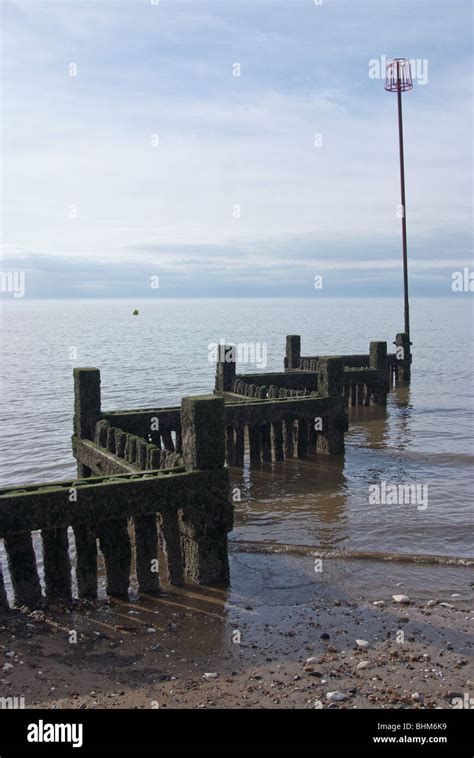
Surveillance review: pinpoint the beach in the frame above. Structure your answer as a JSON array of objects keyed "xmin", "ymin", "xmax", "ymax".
[{"xmin": 1, "ymin": 551, "xmax": 472, "ymax": 710}]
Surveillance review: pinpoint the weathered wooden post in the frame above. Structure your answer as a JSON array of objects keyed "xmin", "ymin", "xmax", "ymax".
[
  {"xmin": 260, "ymin": 423, "xmax": 272, "ymax": 462},
  {"xmin": 4, "ymin": 533, "xmax": 42, "ymax": 608},
  {"xmin": 98, "ymin": 518, "xmax": 132, "ymax": 598},
  {"xmin": 248, "ymin": 425, "xmax": 262, "ymax": 464},
  {"xmin": 215, "ymin": 344, "xmax": 236, "ymax": 393},
  {"xmin": 370, "ymin": 341, "xmax": 389, "ymax": 404},
  {"xmin": 234, "ymin": 427, "xmax": 245, "ymax": 466},
  {"xmin": 318, "ymin": 357, "xmax": 344, "ymax": 399},
  {"xmin": 370, "ymin": 341, "xmax": 387, "ymax": 371},
  {"xmin": 42, "ymin": 527, "xmax": 72, "ymax": 601},
  {"xmin": 271, "ymin": 421, "xmax": 284, "ymax": 461},
  {"xmin": 394, "ymin": 332, "xmax": 412, "ymax": 383},
  {"xmin": 317, "ymin": 358, "xmax": 345, "ymax": 455},
  {"xmin": 0, "ymin": 564, "xmax": 8, "ymax": 608},
  {"xmin": 72, "ymin": 368, "xmax": 101, "ymax": 598},
  {"xmin": 284, "ymin": 420, "xmax": 295, "ymax": 457},
  {"xmin": 180, "ymin": 395, "xmax": 232, "ymax": 584},
  {"xmin": 135, "ymin": 513, "xmax": 161, "ymax": 593},
  {"xmin": 74, "ymin": 368, "xmax": 101, "ymax": 444},
  {"xmin": 285, "ymin": 335, "xmax": 301, "ymax": 370},
  {"xmin": 297, "ymin": 419, "xmax": 309, "ymax": 457},
  {"xmin": 226, "ymin": 427, "xmax": 236, "ymax": 465}
]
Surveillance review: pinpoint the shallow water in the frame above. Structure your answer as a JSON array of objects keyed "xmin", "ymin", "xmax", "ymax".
[{"xmin": 0, "ymin": 297, "xmax": 473, "ymax": 565}]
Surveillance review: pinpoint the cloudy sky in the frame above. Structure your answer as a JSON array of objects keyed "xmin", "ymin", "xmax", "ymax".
[{"xmin": 1, "ymin": 0, "xmax": 472, "ymax": 297}]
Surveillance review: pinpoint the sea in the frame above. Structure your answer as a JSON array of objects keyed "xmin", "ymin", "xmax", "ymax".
[{"xmin": 0, "ymin": 296, "xmax": 473, "ymax": 568}]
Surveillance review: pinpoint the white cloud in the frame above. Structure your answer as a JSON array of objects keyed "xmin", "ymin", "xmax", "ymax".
[{"xmin": 1, "ymin": 0, "xmax": 472, "ymax": 293}]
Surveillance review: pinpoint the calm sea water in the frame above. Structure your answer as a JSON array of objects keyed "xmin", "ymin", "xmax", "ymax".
[{"xmin": 0, "ymin": 297, "xmax": 473, "ymax": 559}]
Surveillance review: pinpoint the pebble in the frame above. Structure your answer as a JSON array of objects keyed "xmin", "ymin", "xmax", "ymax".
[
  {"xmin": 356, "ymin": 639, "xmax": 370, "ymax": 649},
  {"xmin": 326, "ymin": 691, "xmax": 348, "ymax": 702},
  {"xmin": 357, "ymin": 660, "xmax": 370, "ymax": 670},
  {"xmin": 203, "ymin": 673, "xmax": 218, "ymax": 680},
  {"xmin": 306, "ymin": 657, "xmax": 318, "ymax": 664},
  {"xmin": 320, "ymin": 632, "xmax": 330, "ymax": 640},
  {"xmin": 440, "ymin": 602, "xmax": 455, "ymax": 609},
  {"xmin": 392, "ymin": 594, "xmax": 410, "ymax": 604},
  {"xmin": 426, "ymin": 599, "xmax": 438, "ymax": 607},
  {"xmin": 303, "ymin": 665, "xmax": 322, "ymax": 677},
  {"xmin": 146, "ymin": 628, "xmax": 156, "ymax": 634},
  {"xmin": 2, "ymin": 663, "xmax": 13, "ymax": 672},
  {"xmin": 373, "ymin": 601, "xmax": 385, "ymax": 607},
  {"xmin": 4, "ymin": 651, "xmax": 15, "ymax": 658}
]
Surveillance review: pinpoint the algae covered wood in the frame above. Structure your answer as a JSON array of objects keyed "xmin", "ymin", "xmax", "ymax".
[
  {"xmin": 0, "ymin": 563, "xmax": 8, "ymax": 608},
  {"xmin": 98, "ymin": 518, "xmax": 132, "ymax": 598},
  {"xmin": 74, "ymin": 368, "xmax": 101, "ymax": 440},
  {"xmin": 158, "ymin": 511, "xmax": 184, "ymax": 586},
  {"xmin": 260, "ymin": 423, "xmax": 272, "ymax": 462},
  {"xmin": 271, "ymin": 421, "xmax": 284, "ymax": 461},
  {"xmin": 73, "ymin": 523, "xmax": 98, "ymax": 599},
  {"xmin": 42, "ymin": 526, "xmax": 72, "ymax": 601},
  {"xmin": 4, "ymin": 532, "xmax": 42, "ymax": 608},
  {"xmin": 134, "ymin": 513, "xmax": 160, "ymax": 593},
  {"xmin": 181, "ymin": 395, "xmax": 225, "ymax": 471}
]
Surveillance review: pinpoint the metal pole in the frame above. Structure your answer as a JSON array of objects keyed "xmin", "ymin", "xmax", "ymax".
[{"xmin": 396, "ymin": 61, "xmax": 410, "ymax": 339}]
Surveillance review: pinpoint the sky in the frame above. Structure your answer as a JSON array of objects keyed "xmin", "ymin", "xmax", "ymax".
[{"xmin": 0, "ymin": 0, "xmax": 472, "ymax": 298}]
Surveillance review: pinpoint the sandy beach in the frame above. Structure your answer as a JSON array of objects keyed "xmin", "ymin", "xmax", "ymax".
[{"xmin": 1, "ymin": 550, "xmax": 472, "ymax": 710}]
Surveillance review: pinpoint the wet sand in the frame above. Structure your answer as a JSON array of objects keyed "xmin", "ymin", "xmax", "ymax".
[{"xmin": 1, "ymin": 551, "xmax": 472, "ymax": 710}]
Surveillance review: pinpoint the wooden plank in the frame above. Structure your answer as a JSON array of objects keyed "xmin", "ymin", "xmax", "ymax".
[
  {"xmin": 114, "ymin": 429, "xmax": 126, "ymax": 457},
  {"xmin": 42, "ymin": 527, "xmax": 72, "ymax": 601},
  {"xmin": 234, "ymin": 427, "xmax": 245, "ymax": 466},
  {"xmin": 161, "ymin": 430, "xmax": 175, "ymax": 452},
  {"xmin": 101, "ymin": 408, "xmax": 181, "ymax": 438},
  {"xmin": 73, "ymin": 523, "xmax": 98, "ymax": 599},
  {"xmin": 4, "ymin": 533, "xmax": 42, "ymax": 607},
  {"xmin": 225, "ymin": 427, "xmax": 236, "ymax": 466},
  {"xmin": 136, "ymin": 440, "xmax": 148, "ymax": 469},
  {"xmin": 297, "ymin": 419, "xmax": 308, "ymax": 457},
  {"xmin": 98, "ymin": 518, "xmax": 131, "ymax": 598},
  {"xmin": 0, "ymin": 469, "xmax": 224, "ymax": 536},
  {"xmin": 134, "ymin": 514, "xmax": 160, "ymax": 593},
  {"xmin": 284, "ymin": 420, "xmax": 294, "ymax": 458},
  {"xmin": 271, "ymin": 421, "xmax": 284, "ymax": 461},
  {"xmin": 106, "ymin": 427, "xmax": 116, "ymax": 453},
  {"xmin": 147, "ymin": 446, "xmax": 161, "ymax": 469},
  {"xmin": 125, "ymin": 435, "xmax": 137, "ymax": 464},
  {"xmin": 248, "ymin": 425, "xmax": 261, "ymax": 464},
  {"xmin": 351, "ymin": 385, "xmax": 357, "ymax": 407},
  {"xmin": 74, "ymin": 438, "xmax": 139, "ymax": 476},
  {"xmin": 308, "ymin": 421, "xmax": 318, "ymax": 455},
  {"xmin": 158, "ymin": 511, "xmax": 184, "ymax": 586},
  {"xmin": 234, "ymin": 371, "xmax": 318, "ymax": 389},
  {"xmin": 260, "ymin": 424, "xmax": 272, "ymax": 462},
  {"xmin": 0, "ymin": 560, "xmax": 9, "ymax": 608}
]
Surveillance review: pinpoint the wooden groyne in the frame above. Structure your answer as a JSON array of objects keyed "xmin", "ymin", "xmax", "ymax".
[
  {"xmin": 0, "ymin": 329, "xmax": 413, "ymax": 609},
  {"xmin": 285, "ymin": 332, "xmax": 411, "ymax": 406},
  {"xmin": 0, "ymin": 389, "xmax": 233, "ymax": 609},
  {"xmin": 215, "ymin": 347, "xmax": 346, "ymax": 462}
]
